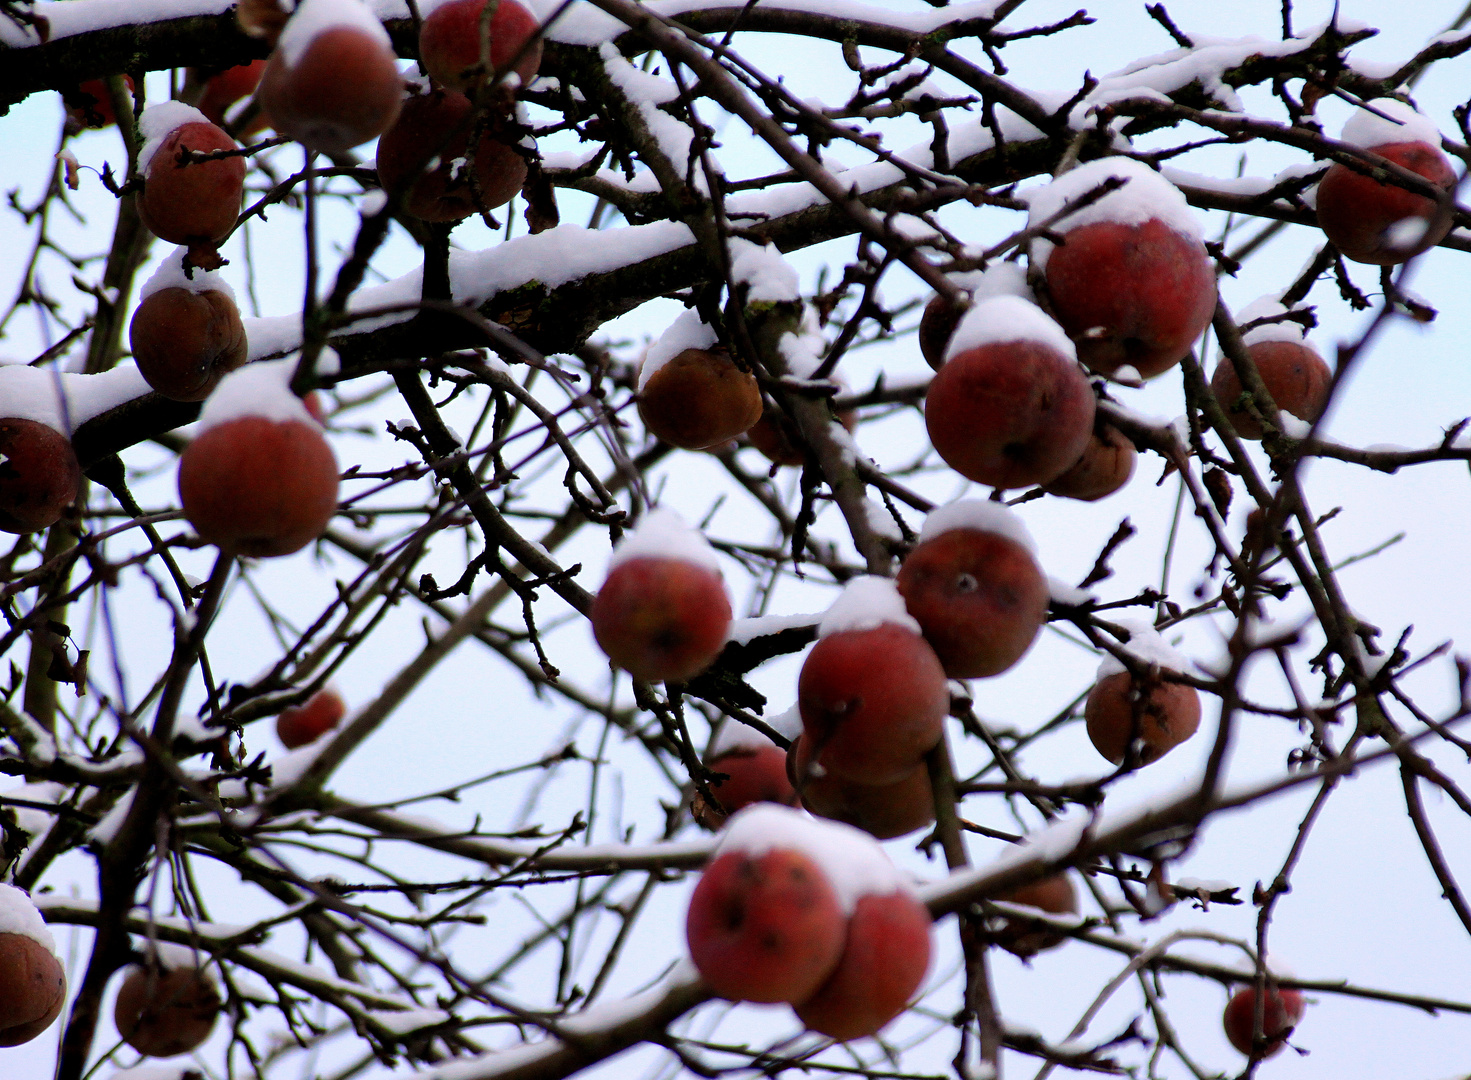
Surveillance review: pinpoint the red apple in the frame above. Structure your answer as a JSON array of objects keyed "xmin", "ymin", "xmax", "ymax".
[
  {"xmin": 178, "ymin": 414, "xmax": 339, "ymax": 558},
  {"xmin": 114, "ymin": 961, "xmax": 221, "ymax": 1058},
  {"xmin": 637, "ymin": 347, "xmax": 764, "ymax": 452},
  {"xmin": 795, "ymin": 890, "xmax": 932, "ymax": 1041},
  {"xmin": 0, "ymin": 417, "xmax": 81, "ymax": 534},
  {"xmin": 993, "ymin": 873, "xmax": 1078, "ymax": 956},
  {"xmin": 799, "ymin": 620, "xmax": 949, "ymax": 787},
  {"xmin": 1085, "ymin": 670, "xmax": 1201, "ymax": 766},
  {"xmin": 745, "ymin": 399, "xmax": 857, "ymax": 467},
  {"xmin": 194, "ymin": 60, "xmax": 271, "ymax": 135},
  {"xmin": 789, "ymin": 735, "xmax": 935, "ymax": 840},
  {"xmin": 919, "ymin": 293, "xmax": 965, "ymax": 371},
  {"xmin": 1029, "ymin": 158, "xmax": 1215, "ymax": 379},
  {"xmin": 419, "ymin": 0, "xmax": 543, "ymax": 94},
  {"xmin": 1210, "ymin": 339, "xmax": 1332, "ymax": 440},
  {"xmin": 276, "ymin": 686, "xmax": 346, "ymax": 749},
  {"xmin": 63, "ymin": 76, "xmax": 135, "ymax": 128},
  {"xmin": 591, "ymin": 555, "xmax": 731, "ymax": 682},
  {"xmin": 896, "ymin": 520, "xmax": 1048, "ymax": 679},
  {"xmin": 686, "ymin": 846, "xmax": 846, "ymax": 1004},
  {"xmin": 130, "ymin": 286, "xmax": 249, "ymax": 402},
  {"xmin": 694, "ymin": 742, "xmax": 799, "ymax": 829},
  {"xmin": 136, "ymin": 112, "xmax": 245, "ymax": 264},
  {"xmin": 377, "ymin": 87, "xmax": 526, "ymax": 221},
  {"xmin": 924, "ymin": 299, "xmax": 1096, "ymax": 490},
  {"xmin": 1223, "ymin": 984, "xmax": 1304, "ymax": 1057},
  {"xmin": 0, "ymin": 931, "xmax": 65, "ymax": 1047},
  {"xmin": 1042, "ymin": 422, "xmax": 1136, "ymax": 501},
  {"xmin": 1316, "ymin": 100, "xmax": 1457, "ymax": 265},
  {"xmin": 259, "ymin": 16, "xmax": 404, "ymax": 155}
]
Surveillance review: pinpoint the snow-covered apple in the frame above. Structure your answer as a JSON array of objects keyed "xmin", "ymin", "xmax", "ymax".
[
  {"xmin": 896, "ymin": 500, "xmax": 1049, "ymax": 679},
  {"xmin": 590, "ymin": 508, "xmax": 732, "ymax": 682},
  {"xmin": 1085, "ymin": 622, "xmax": 1201, "ymax": 766},
  {"xmin": 1211, "ymin": 301, "xmax": 1333, "ymax": 440},
  {"xmin": 135, "ymin": 103, "xmax": 245, "ymax": 267},
  {"xmin": 637, "ymin": 312, "xmax": 762, "ymax": 451},
  {"xmin": 177, "ymin": 360, "xmax": 340, "ymax": 557},
  {"xmin": 1316, "ymin": 98, "xmax": 1457, "ymax": 265},
  {"xmin": 0, "ymin": 886, "xmax": 66, "ymax": 1047},
  {"xmin": 924, "ymin": 295, "xmax": 1095, "ymax": 490},
  {"xmin": 1029, "ymin": 157, "xmax": 1215, "ymax": 380},
  {"xmin": 129, "ymin": 250, "xmax": 248, "ymax": 402}
]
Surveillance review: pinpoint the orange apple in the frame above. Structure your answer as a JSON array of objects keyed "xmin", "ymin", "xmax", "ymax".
[
  {"xmin": 993, "ymin": 873, "xmax": 1078, "ymax": 956},
  {"xmin": 0, "ymin": 911, "xmax": 65, "ymax": 1048},
  {"xmin": 1085, "ymin": 670, "xmax": 1201, "ymax": 766},
  {"xmin": 924, "ymin": 297, "xmax": 1095, "ymax": 490},
  {"xmin": 638, "ymin": 346, "xmax": 763, "ymax": 451},
  {"xmin": 799, "ymin": 578, "xmax": 949, "ymax": 787},
  {"xmin": 789, "ymin": 734, "xmax": 935, "ymax": 840}
]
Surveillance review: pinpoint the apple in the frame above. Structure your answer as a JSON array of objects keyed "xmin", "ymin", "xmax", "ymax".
[
  {"xmin": 63, "ymin": 76, "xmax": 134, "ymax": 128},
  {"xmin": 177, "ymin": 362, "xmax": 339, "ymax": 558},
  {"xmin": 1042, "ymin": 422, "xmax": 1136, "ymax": 501},
  {"xmin": 745, "ymin": 399, "xmax": 856, "ymax": 468},
  {"xmin": 919, "ymin": 293, "xmax": 965, "ymax": 371},
  {"xmin": 1223, "ymin": 983, "xmax": 1304, "ymax": 1057},
  {"xmin": 114, "ymin": 960, "xmax": 221, "ymax": 1058},
  {"xmin": 993, "ymin": 873, "xmax": 1078, "ymax": 956},
  {"xmin": 135, "ymin": 105, "xmax": 245, "ymax": 264},
  {"xmin": 0, "ymin": 417, "xmax": 81, "ymax": 534},
  {"xmin": 896, "ymin": 502, "xmax": 1048, "ymax": 679},
  {"xmin": 1086, "ymin": 670, "xmax": 1201, "ymax": 766},
  {"xmin": 1210, "ymin": 339, "xmax": 1332, "ymax": 440},
  {"xmin": 924, "ymin": 296, "xmax": 1095, "ymax": 490},
  {"xmin": 637, "ymin": 347, "xmax": 763, "ymax": 452},
  {"xmin": 276, "ymin": 686, "xmax": 346, "ymax": 749},
  {"xmin": 789, "ymin": 734, "xmax": 935, "ymax": 840},
  {"xmin": 799, "ymin": 577, "xmax": 949, "ymax": 787},
  {"xmin": 591, "ymin": 509, "xmax": 732, "ymax": 682},
  {"xmin": 418, "ymin": 0, "xmax": 543, "ymax": 95},
  {"xmin": 1316, "ymin": 98, "xmax": 1457, "ymax": 265},
  {"xmin": 795, "ymin": 890, "xmax": 932, "ymax": 1041},
  {"xmin": 377, "ymin": 87, "xmax": 527, "ymax": 221},
  {"xmin": 258, "ymin": 0, "xmax": 404, "ymax": 155},
  {"xmin": 130, "ymin": 285, "xmax": 248, "ymax": 403},
  {"xmin": 194, "ymin": 61, "xmax": 270, "ymax": 133},
  {"xmin": 0, "ymin": 921, "xmax": 66, "ymax": 1048},
  {"xmin": 686, "ymin": 846, "xmax": 846, "ymax": 1004},
  {"xmin": 699, "ymin": 744, "xmax": 798, "ymax": 824},
  {"xmin": 1029, "ymin": 157, "xmax": 1215, "ymax": 379}
]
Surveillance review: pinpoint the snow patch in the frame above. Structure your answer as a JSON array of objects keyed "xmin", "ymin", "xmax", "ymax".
[
  {"xmin": 1340, "ymin": 97, "xmax": 1442, "ymax": 152},
  {"xmin": 730, "ymin": 239, "xmax": 800, "ymax": 304},
  {"xmin": 0, "ymin": 884, "xmax": 57, "ymax": 955},
  {"xmin": 1096, "ymin": 618, "xmax": 1191, "ymax": 679},
  {"xmin": 638, "ymin": 310, "xmax": 718, "ymax": 391},
  {"xmin": 1025, "ymin": 157, "xmax": 1202, "ymax": 272},
  {"xmin": 278, "ymin": 0, "xmax": 392, "ymax": 70},
  {"xmin": 713, "ymin": 803, "xmax": 911, "ymax": 913},
  {"xmin": 945, "ymin": 295, "xmax": 1076, "ymax": 363},
  {"xmin": 918, "ymin": 499, "xmax": 1038, "ymax": 556},
  {"xmin": 197, "ymin": 358, "xmax": 318, "ymax": 433},
  {"xmin": 139, "ymin": 247, "xmax": 236, "ymax": 303},
  {"xmin": 137, "ymin": 101, "xmax": 213, "ymax": 176},
  {"xmin": 817, "ymin": 575, "xmax": 921, "ymax": 638},
  {"xmin": 607, "ymin": 507, "xmax": 721, "ymax": 575}
]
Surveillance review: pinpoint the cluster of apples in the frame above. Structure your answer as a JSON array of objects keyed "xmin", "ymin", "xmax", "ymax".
[{"xmin": 686, "ymin": 804, "xmax": 931, "ymax": 1041}]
